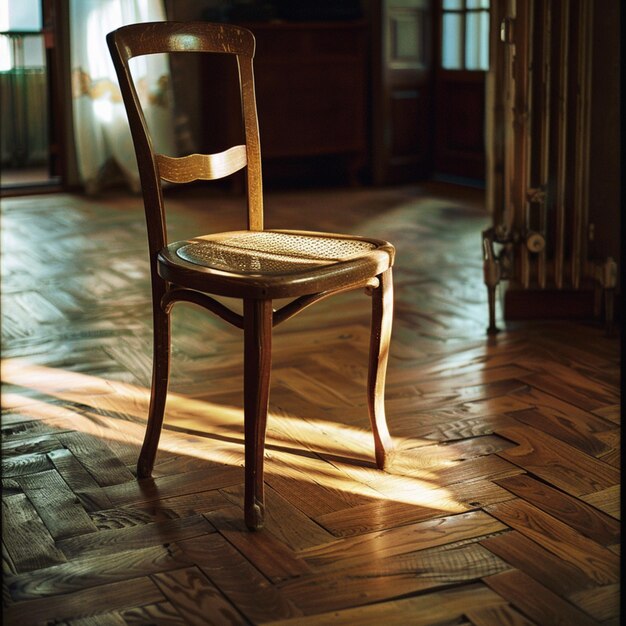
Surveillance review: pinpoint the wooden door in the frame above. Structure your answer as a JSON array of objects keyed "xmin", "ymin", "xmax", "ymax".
[
  {"xmin": 432, "ymin": 0, "xmax": 489, "ymax": 182},
  {"xmin": 372, "ymin": 0, "xmax": 434, "ymax": 184}
]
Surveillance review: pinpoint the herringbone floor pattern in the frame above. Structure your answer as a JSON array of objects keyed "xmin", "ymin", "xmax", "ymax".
[{"xmin": 1, "ymin": 183, "xmax": 620, "ymax": 625}]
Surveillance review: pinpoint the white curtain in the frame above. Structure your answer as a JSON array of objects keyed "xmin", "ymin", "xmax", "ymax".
[{"xmin": 69, "ymin": 0, "xmax": 176, "ymax": 193}]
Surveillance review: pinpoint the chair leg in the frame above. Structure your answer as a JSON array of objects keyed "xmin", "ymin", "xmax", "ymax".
[
  {"xmin": 243, "ymin": 298, "xmax": 273, "ymax": 530},
  {"xmin": 367, "ymin": 268, "xmax": 394, "ymax": 469},
  {"xmin": 137, "ymin": 302, "xmax": 171, "ymax": 479}
]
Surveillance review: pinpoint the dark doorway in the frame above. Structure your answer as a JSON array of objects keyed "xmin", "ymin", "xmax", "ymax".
[
  {"xmin": 372, "ymin": 0, "xmax": 489, "ymax": 186},
  {"xmin": 432, "ymin": 0, "xmax": 489, "ymax": 185}
]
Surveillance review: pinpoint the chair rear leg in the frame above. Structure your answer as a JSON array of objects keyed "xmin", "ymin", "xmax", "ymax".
[
  {"xmin": 137, "ymin": 303, "xmax": 171, "ymax": 479},
  {"xmin": 367, "ymin": 268, "xmax": 394, "ymax": 469},
  {"xmin": 243, "ymin": 298, "xmax": 273, "ymax": 530}
]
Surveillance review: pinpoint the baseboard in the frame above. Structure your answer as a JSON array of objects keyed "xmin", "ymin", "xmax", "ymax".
[{"xmin": 504, "ymin": 287, "xmax": 596, "ymax": 320}]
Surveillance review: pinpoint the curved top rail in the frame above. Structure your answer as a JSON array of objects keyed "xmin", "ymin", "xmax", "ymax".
[{"xmin": 107, "ymin": 21, "xmax": 255, "ymax": 61}]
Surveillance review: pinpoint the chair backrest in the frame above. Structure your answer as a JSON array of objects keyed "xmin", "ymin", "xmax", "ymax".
[{"xmin": 107, "ymin": 21, "xmax": 264, "ymax": 258}]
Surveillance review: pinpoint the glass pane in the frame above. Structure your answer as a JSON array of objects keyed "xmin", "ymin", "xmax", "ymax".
[
  {"xmin": 466, "ymin": 11, "xmax": 490, "ymax": 70},
  {"xmin": 395, "ymin": 16, "xmax": 420, "ymax": 59},
  {"xmin": 0, "ymin": 33, "xmax": 11, "ymax": 70},
  {"xmin": 0, "ymin": 33, "xmax": 44, "ymax": 70},
  {"xmin": 442, "ymin": 13, "xmax": 463, "ymax": 69},
  {"xmin": 478, "ymin": 11, "xmax": 490, "ymax": 69},
  {"xmin": 0, "ymin": 32, "xmax": 49, "ymax": 171},
  {"xmin": 467, "ymin": 0, "xmax": 490, "ymax": 9},
  {"xmin": 0, "ymin": 0, "xmax": 42, "ymax": 32},
  {"xmin": 22, "ymin": 33, "xmax": 45, "ymax": 67},
  {"xmin": 442, "ymin": 0, "xmax": 463, "ymax": 9}
]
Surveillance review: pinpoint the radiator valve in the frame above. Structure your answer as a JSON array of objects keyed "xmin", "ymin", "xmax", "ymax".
[{"xmin": 525, "ymin": 232, "xmax": 545, "ymax": 253}]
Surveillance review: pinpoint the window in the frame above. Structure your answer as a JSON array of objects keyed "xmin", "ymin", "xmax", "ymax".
[
  {"xmin": 0, "ymin": 0, "xmax": 44, "ymax": 71},
  {"xmin": 1, "ymin": 0, "xmax": 50, "ymax": 180},
  {"xmin": 441, "ymin": 0, "xmax": 489, "ymax": 71}
]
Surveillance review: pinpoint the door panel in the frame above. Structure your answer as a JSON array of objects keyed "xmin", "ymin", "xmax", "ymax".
[
  {"xmin": 372, "ymin": 0, "xmax": 433, "ymax": 184},
  {"xmin": 434, "ymin": 71, "xmax": 486, "ymax": 179}
]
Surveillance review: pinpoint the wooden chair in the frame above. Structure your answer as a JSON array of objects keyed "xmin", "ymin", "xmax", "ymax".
[{"xmin": 107, "ymin": 22, "xmax": 395, "ymax": 530}]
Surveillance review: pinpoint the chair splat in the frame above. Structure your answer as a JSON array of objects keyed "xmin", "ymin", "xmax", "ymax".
[{"xmin": 156, "ymin": 146, "xmax": 247, "ymax": 183}]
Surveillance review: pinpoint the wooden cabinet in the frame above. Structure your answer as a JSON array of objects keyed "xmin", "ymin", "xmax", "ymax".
[{"xmin": 201, "ymin": 21, "xmax": 368, "ymax": 184}]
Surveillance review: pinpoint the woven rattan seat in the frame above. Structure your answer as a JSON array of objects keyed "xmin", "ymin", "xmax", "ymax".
[
  {"xmin": 108, "ymin": 21, "xmax": 395, "ymax": 530},
  {"xmin": 176, "ymin": 231, "xmax": 378, "ymax": 274}
]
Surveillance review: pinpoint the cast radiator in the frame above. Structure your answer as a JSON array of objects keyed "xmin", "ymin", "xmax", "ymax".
[{"xmin": 482, "ymin": 0, "xmax": 617, "ymax": 333}]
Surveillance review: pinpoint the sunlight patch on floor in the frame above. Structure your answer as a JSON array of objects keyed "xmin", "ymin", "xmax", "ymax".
[{"xmin": 2, "ymin": 357, "xmax": 466, "ymax": 511}]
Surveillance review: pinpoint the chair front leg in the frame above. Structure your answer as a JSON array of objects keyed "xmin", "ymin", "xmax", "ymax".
[
  {"xmin": 367, "ymin": 268, "xmax": 394, "ymax": 469},
  {"xmin": 243, "ymin": 298, "xmax": 273, "ymax": 530},
  {"xmin": 137, "ymin": 296, "xmax": 171, "ymax": 479}
]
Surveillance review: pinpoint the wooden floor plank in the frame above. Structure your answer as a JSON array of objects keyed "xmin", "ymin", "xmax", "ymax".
[
  {"xmin": 2, "ymin": 543, "xmax": 17, "ymax": 609},
  {"xmin": 385, "ymin": 379, "xmax": 532, "ymax": 415},
  {"xmin": 483, "ymin": 569, "xmax": 601, "ymax": 626},
  {"xmin": 494, "ymin": 474, "xmax": 621, "ymax": 546},
  {"xmin": 56, "ymin": 514, "xmax": 214, "ymax": 560},
  {"xmin": 397, "ymin": 412, "xmax": 520, "ymax": 444},
  {"xmin": 55, "ymin": 431, "xmax": 138, "ymax": 488},
  {"xmin": 395, "ymin": 433, "xmax": 517, "ymax": 463},
  {"xmin": 508, "ymin": 408, "xmax": 612, "ymax": 457},
  {"xmin": 519, "ymin": 371, "xmax": 618, "ymax": 412},
  {"xmin": 267, "ymin": 582, "xmax": 508, "ymax": 626},
  {"xmin": 596, "ymin": 429, "xmax": 620, "ymax": 468},
  {"xmin": 496, "ymin": 425, "xmax": 619, "ymax": 496},
  {"xmin": 205, "ymin": 506, "xmax": 312, "ymax": 581},
  {"xmin": 484, "ymin": 500, "xmax": 619, "ymax": 585},
  {"xmin": 465, "ymin": 604, "xmax": 538, "ymax": 626},
  {"xmin": 5, "ymin": 544, "xmax": 192, "ymax": 601},
  {"xmin": 128, "ymin": 488, "xmax": 232, "ymax": 519},
  {"xmin": 67, "ymin": 611, "xmax": 128, "ymax": 625},
  {"xmin": 1, "ymin": 452, "xmax": 54, "ymax": 478},
  {"xmin": 314, "ymin": 495, "xmax": 465, "ymax": 537},
  {"xmin": 14, "ymin": 469, "xmax": 98, "ymax": 541},
  {"xmin": 591, "ymin": 404, "xmax": 620, "ymax": 424},
  {"xmin": 152, "ymin": 566, "xmax": 247, "ymax": 626},
  {"xmin": 90, "ymin": 506, "xmax": 175, "ymax": 530},
  {"xmin": 221, "ymin": 484, "xmax": 336, "ymax": 552},
  {"xmin": 580, "ymin": 485, "xmax": 620, "ymax": 519},
  {"xmin": 508, "ymin": 387, "xmax": 617, "ymax": 435},
  {"xmin": 2, "ymin": 577, "xmax": 165, "ymax": 626},
  {"xmin": 480, "ymin": 531, "xmax": 598, "ymax": 596},
  {"xmin": 325, "ymin": 454, "xmax": 525, "ymax": 517},
  {"xmin": 1, "ymin": 434, "xmax": 63, "ymax": 459},
  {"xmin": 411, "ymin": 453, "xmax": 526, "ymax": 485},
  {"xmin": 1, "ymin": 493, "xmax": 67, "ymax": 573},
  {"xmin": 528, "ymin": 335, "xmax": 617, "ymax": 371},
  {"xmin": 177, "ymin": 533, "xmax": 302, "ymax": 623},
  {"xmin": 301, "ymin": 510, "xmax": 507, "ymax": 572},
  {"xmin": 567, "ymin": 583, "xmax": 620, "ymax": 623},
  {"xmin": 263, "ymin": 449, "xmax": 382, "ymax": 519},
  {"xmin": 47, "ymin": 446, "xmax": 116, "ymax": 513},
  {"xmin": 99, "ymin": 465, "xmax": 243, "ymax": 507},
  {"xmin": 278, "ymin": 543, "xmax": 511, "ymax": 613},
  {"xmin": 120, "ymin": 601, "xmax": 187, "ymax": 625}
]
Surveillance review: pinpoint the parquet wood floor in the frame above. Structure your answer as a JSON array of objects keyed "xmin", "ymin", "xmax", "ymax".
[{"xmin": 1, "ymin": 182, "xmax": 620, "ymax": 625}]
